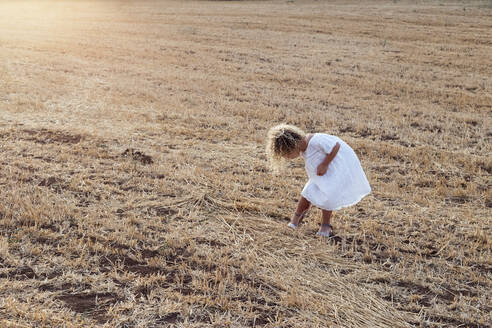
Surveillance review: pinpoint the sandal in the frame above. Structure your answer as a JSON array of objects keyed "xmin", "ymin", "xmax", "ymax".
[
  {"xmin": 287, "ymin": 210, "xmax": 307, "ymax": 229},
  {"xmin": 316, "ymin": 223, "xmax": 334, "ymax": 237}
]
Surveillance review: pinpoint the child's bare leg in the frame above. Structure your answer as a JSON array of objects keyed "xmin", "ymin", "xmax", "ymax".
[
  {"xmin": 319, "ymin": 210, "xmax": 333, "ymax": 234},
  {"xmin": 290, "ymin": 196, "xmax": 311, "ymax": 226}
]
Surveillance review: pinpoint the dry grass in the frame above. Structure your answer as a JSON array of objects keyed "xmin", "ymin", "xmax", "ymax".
[{"xmin": 0, "ymin": 0, "xmax": 491, "ymax": 327}]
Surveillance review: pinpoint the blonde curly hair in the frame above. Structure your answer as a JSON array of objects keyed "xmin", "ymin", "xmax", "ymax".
[{"xmin": 266, "ymin": 124, "xmax": 306, "ymax": 171}]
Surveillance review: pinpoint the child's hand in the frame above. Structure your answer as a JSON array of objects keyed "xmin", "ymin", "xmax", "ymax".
[
  {"xmin": 317, "ymin": 142, "xmax": 340, "ymax": 176},
  {"xmin": 317, "ymin": 163, "xmax": 328, "ymax": 176}
]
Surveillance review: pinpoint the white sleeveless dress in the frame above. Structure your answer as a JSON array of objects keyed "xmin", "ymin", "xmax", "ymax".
[{"xmin": 301, "ymin": 133, "xmax": 371, "ymax": 211}]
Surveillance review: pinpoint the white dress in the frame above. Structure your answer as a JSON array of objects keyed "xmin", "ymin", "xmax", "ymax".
[{"xmin": 301, "ymin": 133, "xmax": 371, "ymax": 211}]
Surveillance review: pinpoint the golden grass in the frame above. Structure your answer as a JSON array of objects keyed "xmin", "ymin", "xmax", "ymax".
[{"xmin": 0, "ymin": 0, "xmax": 490, "ymax": 327}]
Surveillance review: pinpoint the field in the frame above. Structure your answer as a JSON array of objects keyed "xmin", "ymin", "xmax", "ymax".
[{"xmin": 0, "ymin": 0, "xmax": 491, "ymax": 327}]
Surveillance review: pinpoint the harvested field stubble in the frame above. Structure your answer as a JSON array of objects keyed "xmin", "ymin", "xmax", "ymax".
[{"xmin": 0, "ymin": 0, "xmax": 491, "ymax": 327}]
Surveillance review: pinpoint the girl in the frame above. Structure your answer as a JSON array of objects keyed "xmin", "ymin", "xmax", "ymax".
[{"xmin": 266, "ymin": 124, "xmax": 371, "ymax": 237}]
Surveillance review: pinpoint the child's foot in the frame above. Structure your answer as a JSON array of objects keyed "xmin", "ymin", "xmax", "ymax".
[
  {"xmin": 316, "ymin": 223, "xmax": 333, "ymax": 237},
  {"xmin": 287, "ymin": 211, "xmax": 307, "ymax": 229}
]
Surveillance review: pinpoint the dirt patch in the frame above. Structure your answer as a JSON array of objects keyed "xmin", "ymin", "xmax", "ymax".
[
  {"xmin": 38, "ymin": 176, "xmax": 63, "ymax": 187},
  {"xmin": 194, "ymin": 237, "xmax": 226, "ymax": 248},
  {"xmin": 426, "ymin": 314, "xmax": 482, "ymax": 328},
  {"xmin": 339, "ymin": 126, "xmax": 355, "ymax": 134},
  {"xmin": 381, "ymin": 134, "xmax": 399, "ymax": 141},
  {"xmin": 87, "ymin": 236, "xmax": 130, "ymax": 251},
  {"xmin": 410, "ymin": 122, "xmax": 443, "ymax": 133},
  {"xmin": 141, "ymin": 248, "xmax": 160, "ymax": 259},
  {"xmin": 444, "ymin": 196, "xmax": 473, "ymax": 205},
  {"xmin": 414, "ymin": 180, "xmax": 436, "ymax": 188},
  {"xmin": 22, "ymin": 129, "xmax": 82, "ymax": 144},
  {"xmin": 121, "ymin": 148, "xmax": 153, "ymax": 165},
  {"xmin": 248, "ymin": 313, "xmax": 275, "ymax": 326},
  {"xmin": 57, "ymin": 292, "xmax": 121, "ymax": 323},
  {"xmin": 147, "ymin": 172, "xmax": 165, "ymax": 179},
  {"xmin": 0, "ymin": 266, "xmax": 37, "ymax": 280},
  {"xmin": 356, "ymin": 128, "xmax": 374, "ymax": 138},
  {"xmin": 143, "ymin": 206, "xmax": 177, "ymax": 217},
  {"xmin": 99, "ymin": 253, "xmax": 139, "ymax": 268},
  {"xmin": 155, "ymin": 312, "xmax": 180, "ymax": 325},
  {"xmin": 33, "ymin": 234, "xmax": 60, "ymax": 245},
  {"xmin": 127, "ymin": 264, "xmax": 166, "ymax": 276},
  {"xmin": 99, "ymin": 253, "xmax": 165, "ymax": 276},
  {"xmin": 39, "ymin": 282, "xmax": 91, "ymax": 292}
]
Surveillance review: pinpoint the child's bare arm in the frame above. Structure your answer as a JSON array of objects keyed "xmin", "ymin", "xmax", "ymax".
[{"xmin": 317, "ymin": 142, "xmax": 341, "ymax": 176}]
